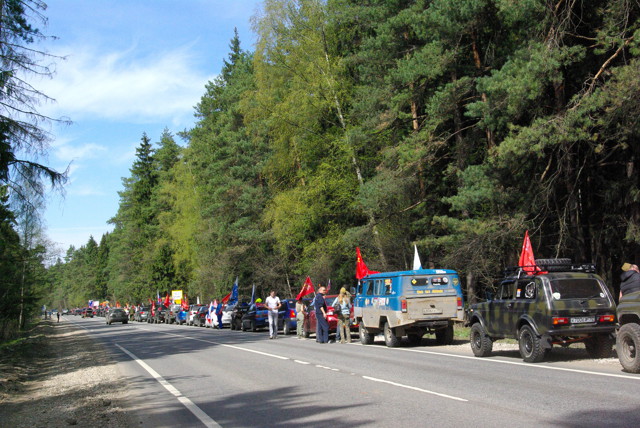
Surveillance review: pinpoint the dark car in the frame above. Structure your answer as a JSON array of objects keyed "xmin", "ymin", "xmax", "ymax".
[
  {"xmin": 466, "ymin": 259, "xmax": 617, "ymax": 363},
  {"xmin": 188, "ymin": 304, "xmax": 205, "ymax": 326},
  {"xmin": 166, "ymin": 304, "xmax": 183, "ymax": 324},
  {"xmin": 194, "ymin": 305, "xmax": 209, "ymax": 327},
  {"xmin": 150, "ymin": 305, "xmax": 168, "ymax": 324},
  {"xmin": 279, "ymin": 298, "xmax": 299, "ymax": 335},
  {"xmin": 241, "ymin": 303, "xmax": 271, "ymax": 332},
  {"xmin": 230, "ymin": 303, "xmax": 250, "ymax": 330},
  {"xmin": 616, "ymin": 290, "xmax": 640, "ymax": 373},
  {"xmin": 82, "ymin": 307, "xmax": 94, "ymax": 318},
  {"xmin": 106, "ymin": 308, "xmax": 128, "ymax": 325}
]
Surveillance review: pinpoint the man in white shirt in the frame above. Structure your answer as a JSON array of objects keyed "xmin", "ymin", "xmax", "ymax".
[{"xmin": 265, "ymin": 290, "xmax": 281, "ymax": 339}]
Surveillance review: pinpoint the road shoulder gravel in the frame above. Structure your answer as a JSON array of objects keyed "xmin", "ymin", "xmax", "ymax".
[{"xmin": 0, "ymin": 317, "xmax": 138, "ymax": 427}]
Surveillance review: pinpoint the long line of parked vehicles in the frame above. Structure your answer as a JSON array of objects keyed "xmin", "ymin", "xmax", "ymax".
[{"xmin": 64, "ymin": 259, "xmax": 640, "ymax": 374}]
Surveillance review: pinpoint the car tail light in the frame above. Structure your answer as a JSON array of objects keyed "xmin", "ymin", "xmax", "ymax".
[
  {"xmin": 552, "ymin": 317, "xmax": 569, "ymax": 325},
  {"xmin": 401, "ymin": 299, "xmax": 407, "ymax": 313},
  {"xmin": 598, "ymin": 315, "xmax": 615, "ymax": 323},
  {"xmin": 289, "ymin": 309, "xmax": 296, "ymax": 318},
  {"xmin": 457, "ymin": 297, "xmax": 463, "ymax": 310}
]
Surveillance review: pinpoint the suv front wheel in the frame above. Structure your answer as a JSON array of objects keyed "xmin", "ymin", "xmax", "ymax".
[
  {"xmin": 518, "ymin": 325, "xmax": 546, "ymax": 363},
  {"xmin": 470, "ymin": 323, "xmax": 493, "ymax": 357},
  {"xmin": 617, "ymin": 323, "xmax": 640, "ymax": 373}
]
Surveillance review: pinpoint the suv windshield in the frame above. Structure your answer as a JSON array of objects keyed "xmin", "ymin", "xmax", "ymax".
[{"xmin": 548, "ymin": 278, "xmax": 605, "ymax": 299}]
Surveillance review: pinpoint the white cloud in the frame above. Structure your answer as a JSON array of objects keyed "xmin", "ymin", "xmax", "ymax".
[
  {"xmin": 54, "ymin": 142, "xmax": 107, "ymax": 162},
  {"xmin": 39, "ymin": 42, "xmax": 214, "ymax": 127}
]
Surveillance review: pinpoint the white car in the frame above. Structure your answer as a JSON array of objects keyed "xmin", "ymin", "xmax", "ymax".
[
  {"xmin": 221, "ymin": 304, "xmax": 235, "ymax": 327},
  {"xmin": 188, "ymin": 305, "xmax": 205, "ymax": 326}
]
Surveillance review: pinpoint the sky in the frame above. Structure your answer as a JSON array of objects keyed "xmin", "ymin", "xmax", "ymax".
[{"xmin": 36, "ymin": 0, "xmax": 262, "ymax": 254}]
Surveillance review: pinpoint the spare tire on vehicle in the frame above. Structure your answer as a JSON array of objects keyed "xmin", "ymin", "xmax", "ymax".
[{"xmin": 534, "ymin": 258, "xmax": 572, "ymax": 272}]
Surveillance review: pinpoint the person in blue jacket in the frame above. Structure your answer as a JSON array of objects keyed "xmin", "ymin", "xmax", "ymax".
[{"xmin": 315, "ymin": 286, "xmax": 329, "ymax": 343}]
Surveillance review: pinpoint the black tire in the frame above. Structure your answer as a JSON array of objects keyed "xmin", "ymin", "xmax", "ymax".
[
  {"xmin": 617, "ymin": 323, "xmax": 640, "ymax": 373},
  {"xmin": 242, "ymin": 321, "xmax": 248, "ymax": 332},
  {"xmin": 230, "ymin": 320, "xmax": 236, "ymax": 330},
  {"xmin": 470, "ymin": 323, "xmax": 493, "ymax": 357},
  {"xmin": 518, "ymin": 324, "xmax": 546, "ymax": 363},
  {"xmin": 123, "ymin": 321, "xmax": 128, "ymax": 324},
  {"xmin": 283, "ymin": 321, "xmax": 291, "ymax": 335},
  {"xmin": 383, "ymin": 322, "xmax": 401, "ymax": 347},
  {"xmin": 359, "ymin": 324, "xmax": 374, "ymax": 345},
  {"xmin": 250, "ymin": 320, "xmax": 257, "ymax": 332},
  {"xmin": 436, "ymin": 323, "xmax": 454, "ymax": 345},
  {"xmin": 585, "ymin": 334, "xmax": 613, "ymax": 359},
  {"xmin": 534, "ymin": 258, "xmax": 572, "ymax": 272}
]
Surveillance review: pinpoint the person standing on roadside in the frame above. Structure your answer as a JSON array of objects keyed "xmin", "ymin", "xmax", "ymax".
[
  {"xmin": 56, "ymin": 311, "xmax": 60, "ymax": 323},
  {"xmin": 315, "ymin": 286, "xmax": 329, "ymax": 343},
  {"xmin": 332, "ymin": 287, "xmax": 352, "ymax": 343},
  {"xmin": 295, "ymin": 297, "xmax": 306, "ymax": 339},
  {"xmin": 265, "ymin": 290, "xmax": 281, "ymax": 339}
]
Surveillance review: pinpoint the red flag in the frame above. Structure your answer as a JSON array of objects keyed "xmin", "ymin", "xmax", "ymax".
[
  {"xmin": 296, "ymin": 276, "xmax": 315, "ymax": 300},
  {"xmin": 356, "ymin": 247, "xmax": 379, "ymax": 280},
  {"xmin": 163, "ymin": 293, "xmax": 171, "ymax": 307},
  {"xmin": 518, "ymin": 231, "xmax": 542, "ymax": 275},
  {"xmin": 220, "ymin": 292, "xmax": 232, "ymax": 304},
  {"xmin": 182, "ymin": 296, "xmax": 189, "ymax": 310}
]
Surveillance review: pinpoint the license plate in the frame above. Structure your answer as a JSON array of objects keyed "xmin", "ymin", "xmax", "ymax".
[
  {"xmin": 423, "ymin": 308, "xmax": 442, "ymax": 314},
  {"xmin": 570, "ymin": 316, "xmax": 595, "ymax": 324}
]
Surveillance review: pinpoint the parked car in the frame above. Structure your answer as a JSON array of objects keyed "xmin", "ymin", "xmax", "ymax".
[
  {"xmin": 150, "ymin": 305, "xmax": 168, "ymax": 324},
  {"xmin": 176, "ymin": 308, "xmax": 189, "ymax": 325},
  {"xmin": 134, "ymin": 306, "xmax": 149, "ymax": 322},
  {"xmin": 241, "ymin": 303, "xmax": 270, "ymax": 331},
  {"xmin": 221, "ymin": 304, "xmax": 235, "ymax": 327},
  {"xmin": 194, "ymin": 306, "xmax": 209, "ymax": 327},
  {"xmin": 616, "ymin": 289, "xmax": 640, "ymax": 372},
  {"xmin": 106, "ymin": 308, "xmax": 128, "ymax": 325},
  {"xmin": 230, "ymin": 303, "xmax": 250, "ymax": 330},
  {"xmin": 81, "ymin": 307, "xmax": 94, "ymax": 318},
  {"xmin": 304, "ymin": 295, "xmax": 340, "ymax": 338},
  {"xmin": 466, "ymin": 259, "xmax": 617, "ymax": 363},
  {"xmin": 355, "ymin": 268, "xmax": 464, "ymax": 347},
  {"xmin": 188, "ymin": 304, "xmax": 205, "ymax": 326},
  {"xmin": 279, "ymin": 299, "xmax": 298, "ymax": 335},
  {"xmin": 166, "ymin": 304, "xmax": 183, "ymax": 324}
]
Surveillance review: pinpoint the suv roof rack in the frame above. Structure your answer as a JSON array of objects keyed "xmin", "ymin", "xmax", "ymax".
[{"xmin": 503, "ymin": 259, "xmax": 596, "ymax": 278}]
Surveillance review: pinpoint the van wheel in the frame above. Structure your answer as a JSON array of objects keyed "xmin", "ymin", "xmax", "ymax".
[
  {"xmin": 617, "ymin": 324, "xmax": 640, "ymax": 373},
  {"xmin": 359, "ymin": 324, "xmax": 374, "ymax": 345},
  {"xmin": 436, "ymin": 323, "xmax": 454, "ymax": 345},
  {"xmin": 585, "ymin": 334, "xmax": 613, "ymax": 359},
  {"xmin": 470, "ymin": 323, "xmax": 493, "ymax": 357},
  {"xmin": 518, "ymin": 325, "xmax": 545, "ymax": 363},
  {"xmin": 383, "ymin": 322, "xmax": 400, "ymax": 347}
]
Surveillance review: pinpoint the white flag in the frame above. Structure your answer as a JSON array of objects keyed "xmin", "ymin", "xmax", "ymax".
[{"xmin": 413, "ymin": 245, "xmax": 422, "ymax": 270}]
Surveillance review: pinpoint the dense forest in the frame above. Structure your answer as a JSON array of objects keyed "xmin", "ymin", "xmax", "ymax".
[{"xmin": 6, "ymin": 0, "xmax": 640, "ymax": 315}]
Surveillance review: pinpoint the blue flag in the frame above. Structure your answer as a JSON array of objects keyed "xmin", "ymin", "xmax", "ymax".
[{"xmin": 230, "ymin": 277, "xmax": 239, "ymax": 304}]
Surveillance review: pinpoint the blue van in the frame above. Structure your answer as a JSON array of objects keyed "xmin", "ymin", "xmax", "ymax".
[{"xmin": 354, "ymin": 268, "xmax": 464, "ymax": 347}]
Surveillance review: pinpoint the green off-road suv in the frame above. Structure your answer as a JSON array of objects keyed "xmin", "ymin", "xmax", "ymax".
[
  {"xmin": 616, "ymin": 291, "xmax": 640, "ymax": 373},
  {"xmin": 466, "ymin": 259, "xmax": 617, "ymax": 363}
]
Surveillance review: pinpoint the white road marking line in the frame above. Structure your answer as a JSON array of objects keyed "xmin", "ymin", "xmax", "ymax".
[
  {"xmin": 362, "ymin": 375, "xmax": 468, "ymax": 402},
  {"xmin": 115, "ymin": 343, "xmax": 221, "ymax": 428},
  {"xmin": 377, "ymin": 345, "xmax": 640, "ymax": 381},
  {"xmin": 294, "ymin": 360, "xmax": 311, "ymax": 365}
]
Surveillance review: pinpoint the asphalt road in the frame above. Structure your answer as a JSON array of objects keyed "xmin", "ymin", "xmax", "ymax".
[{"xmin": 66, "ymin": 316, "xmax": 640, "ymax": 428}]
